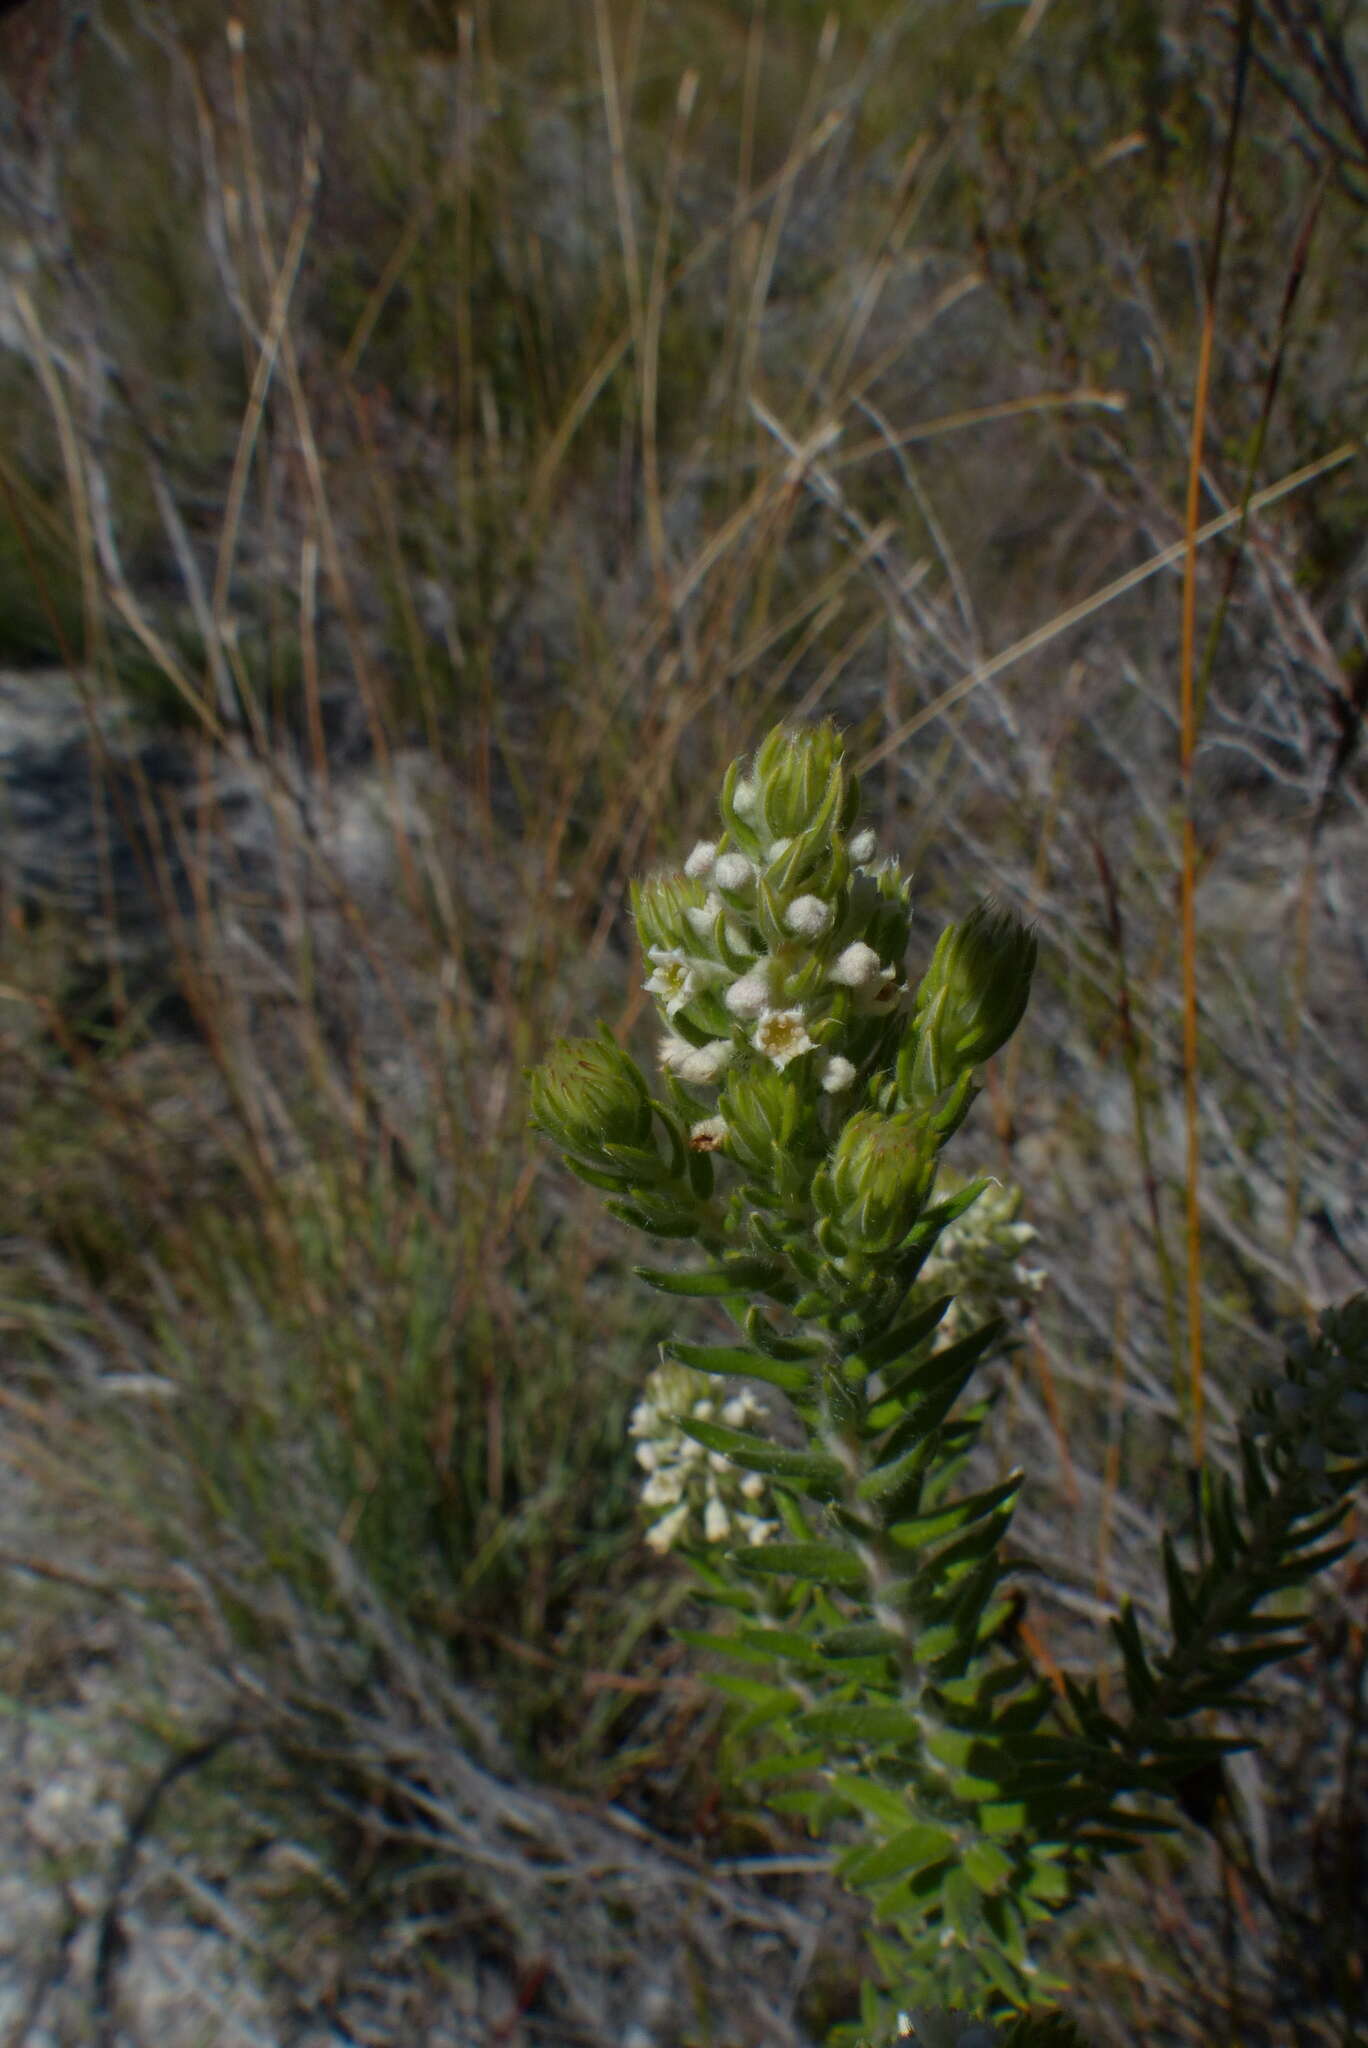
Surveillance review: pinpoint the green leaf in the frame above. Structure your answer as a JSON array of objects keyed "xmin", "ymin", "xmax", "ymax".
[
  {"xmin": 666, "ymin": 1339, "xmax": 812, "ymax": 1393},
  {"xmin": 848, "ymin": 1295, "xmax": 954, "ymax": 1372},
  {"xmin": 634, "ymin": 1256, "xmax": 784, "ymax": 1296},
  {"xmin": 888, "ymin": 1473, "xmax": 1023, "ymax": 1552},
  {"xmin": 827, "ymin": 1774, "xmax": 917, "ymax": 1833},
  {"xmin": 817, "ymin": 1622, "xmax": 901, "ymax": 1659},
  {"xmin": 962, "ymin": 1838, "xmax": 1015, "ymax": 1893},
  {"xmin": 1161, "ymin": 1532, "xmax": 1197, "ymax": 1639},
  {"xmin": 733, "ymin": 1542, "xmax": 868, "ymax": 1589},
  {"xmin": 796, "ymin": 1703, "xmax": 925, "ymax": 1746},
  {"xmin": 1110, "ymin": 1601, "xmax": 1156, "ymax": 1711},
  {"xmin": 675, "ymin": 1416, "xmax": 845, "ymax": 1499},
  {"xmin": 605, "ymin": 1199, "xmax": 700, "ymax": 1236},
  {"xmin": 855, "ymin": 1438, "xmax": 927, "ymax": 1519},
  {"xmin": 709, "ymin": 1672, "xmax": 798, "ymax": 1713},
  {"xmin": 735, "ymin": 1749, "xmax": 824, "ymax": 1783},
  {"xmin": 839, "ymin": 1822, "xmax": 958, "ymax": 1887}
]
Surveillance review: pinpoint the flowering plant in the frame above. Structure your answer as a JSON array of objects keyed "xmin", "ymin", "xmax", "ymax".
[{"xmin": 529, "ymin": 721, "xmax": 1368, "ymax": 2044}]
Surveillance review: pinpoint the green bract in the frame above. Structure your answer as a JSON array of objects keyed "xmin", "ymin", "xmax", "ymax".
[
  {"xmin": 527, "ymin": 1028, "xmax": 653, "ymax": 1161},
  {"xmin": 821, "ymin": 1109, "xmax": 938, "ymax": 1255},
  {"xmin": 528, "ymin": 720, "xmax": 1366, "ymax": 2047}
]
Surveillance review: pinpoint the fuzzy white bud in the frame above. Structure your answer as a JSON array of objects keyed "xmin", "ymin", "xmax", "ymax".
[
  {"xmin": 849, "ymin": 827, "xmax": 877, "ymax": 863},
  {"xmin": 829, "ymin": 940, "xmax": 885, "ymax": 988},
  {"xmin": 784, "ymin": 893, "xmax": 834, "ymax": 939},
  {"xmin": 724, "ymin": 972, "xmax": 770, "ymax": 1019},
  {"xmin": 821, "ymin": 1055, "xmax": 857, "ymax": 1093},
  {"xmin": 714, "ymin": 852, "xmax": 756, "ymax": 892},
  {"xmin": 676, "ymin": 1039, "xmax": 733, "ymax": 1085},
  {"xmin": 684, "ymin": 840, "xmax": 718, "ymax": 878}
]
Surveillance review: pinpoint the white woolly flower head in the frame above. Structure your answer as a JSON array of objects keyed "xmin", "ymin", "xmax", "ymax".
[
  {"xmin": 821, "ymin": 1054, "xmax": 857, "ymax": 1094},
  {"xmin": 849, "ymin": 827, "xmax": 877, "ymax": 864}
]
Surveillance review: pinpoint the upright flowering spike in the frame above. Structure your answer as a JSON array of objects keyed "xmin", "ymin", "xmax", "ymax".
[{"xmin": 528, "ymin": 1031, "xmax": 653, "ymax": 1160}]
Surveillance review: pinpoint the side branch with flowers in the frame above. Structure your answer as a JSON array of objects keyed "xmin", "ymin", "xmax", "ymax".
[{"xmin": 529, "ymin": 722, "xmax": 1368, "ymax": 2047}]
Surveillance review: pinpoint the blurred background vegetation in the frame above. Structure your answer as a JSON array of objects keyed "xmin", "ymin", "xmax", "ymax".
[{"xmin": 0, "ymin": 0, "xmax": 1365, "ymax": 2041}]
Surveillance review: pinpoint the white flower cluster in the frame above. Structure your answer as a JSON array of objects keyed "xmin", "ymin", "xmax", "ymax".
[
  {"xmin": 628, "ymin": 1361, "xmax": 780, "ymax": 1554},
  {"xmin": 918, "ymin": 1178, "xmax": 1046, "ymax": 1346},
  {"xmin": 638, "ymin": 805, "xmax": 908, "ymax": 1126}
]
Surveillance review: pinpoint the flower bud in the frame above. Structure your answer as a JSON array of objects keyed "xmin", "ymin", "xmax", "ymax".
[
  {"xmin": 727, "ymin": 718, "xmax": 860, "ymax": 848},
  {"xmin": 913, "ymin": 903, "xmax": 1037, "ymax": 1080},
  {"xmin": 719, "ymin": 1065, "xmax": 803, "ymax": 1176},
  {"xmin": 824, "ymin": 1108, "xmax": 936, "ymax": 1253},
  {"xmin": 528, "ymin": 1032, "xmax": 652, "ymax": 1159}
]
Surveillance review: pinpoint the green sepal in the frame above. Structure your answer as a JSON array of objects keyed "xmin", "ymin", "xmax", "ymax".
[
  {"xmin": 675, "ymin": 1416, "xmax": 845, "ymax": 1500},
  {"xmin": 666, "ymin": 1338, "xmax": 812, "ymax": 1394}
]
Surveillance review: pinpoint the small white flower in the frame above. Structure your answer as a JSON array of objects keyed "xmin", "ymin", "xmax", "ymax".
[
  {"xmin": 677, "ymin": 1039, "xmax": 733, "ymax": 1085},
  {"xmin": 714, "ymin": 852, "xmax": 756, "ymax": 892},
  {"xmin": 740, "ymin": 1471, "xmax": 768, "ymax": 1500},
  {"xmin": 644, "ymin": 1502, "xmax": 691, "ymax": 1553},
  {"xmin": 732, "ymin": 777, "xmax": 759, "ymax": 818},
  {"xmin": 642, "ymin": 1469, "xmax": 685, "ymax": 1508},
  {"xmin": 784, "ymin": 893, "xmax": 834, "ymax": 939},
  {"xmin": 724, "ymin": 972, "xmax": 770, "ymax": 1019},
  {"xmin": 849, "ymin": 827, "xmax": 877, "ymax": 863},
  {"xmin": 684, "ymin": 840, "xmax": 717, "ymax": 879},
  {"xmin": 828, "ymin": 941, "xmax": 884, "ymax": 988},
  {"xmin": 689, "ymin": 1116, "xmax": 727, "ymax": 1152},
  {"xmin": 739, "ymin": 1514, "xmax": 778, "ymax": 1545},
  {"xmin": 704, "ymin": 1495, "xmax": 731, "ymax": 1543},
  {"xmin": 722, "ymin": 1396, "xmax": 750, "ymax": 1427},
  {"xmin": 752, "ymin": 1007, "xmax": 815, "ymax": 1069},
  {"xmin": 821, "ymin": 1054, "xmax": 857, "ymax": 1093},
  {"xmin": 691, "ymin": 1399, "xmax": 715, "ymax": 1420},
  {"xmin": 644, "ymin": 946, "xmax": 699, "ymax": 1017},
  {"xmin": 635, "ymin": 1442, "xmax": 659, "ymax": 1472},
  {"xmin": 707, "ymin": 1451, "xmax": 731, "ymax": 1474}
]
